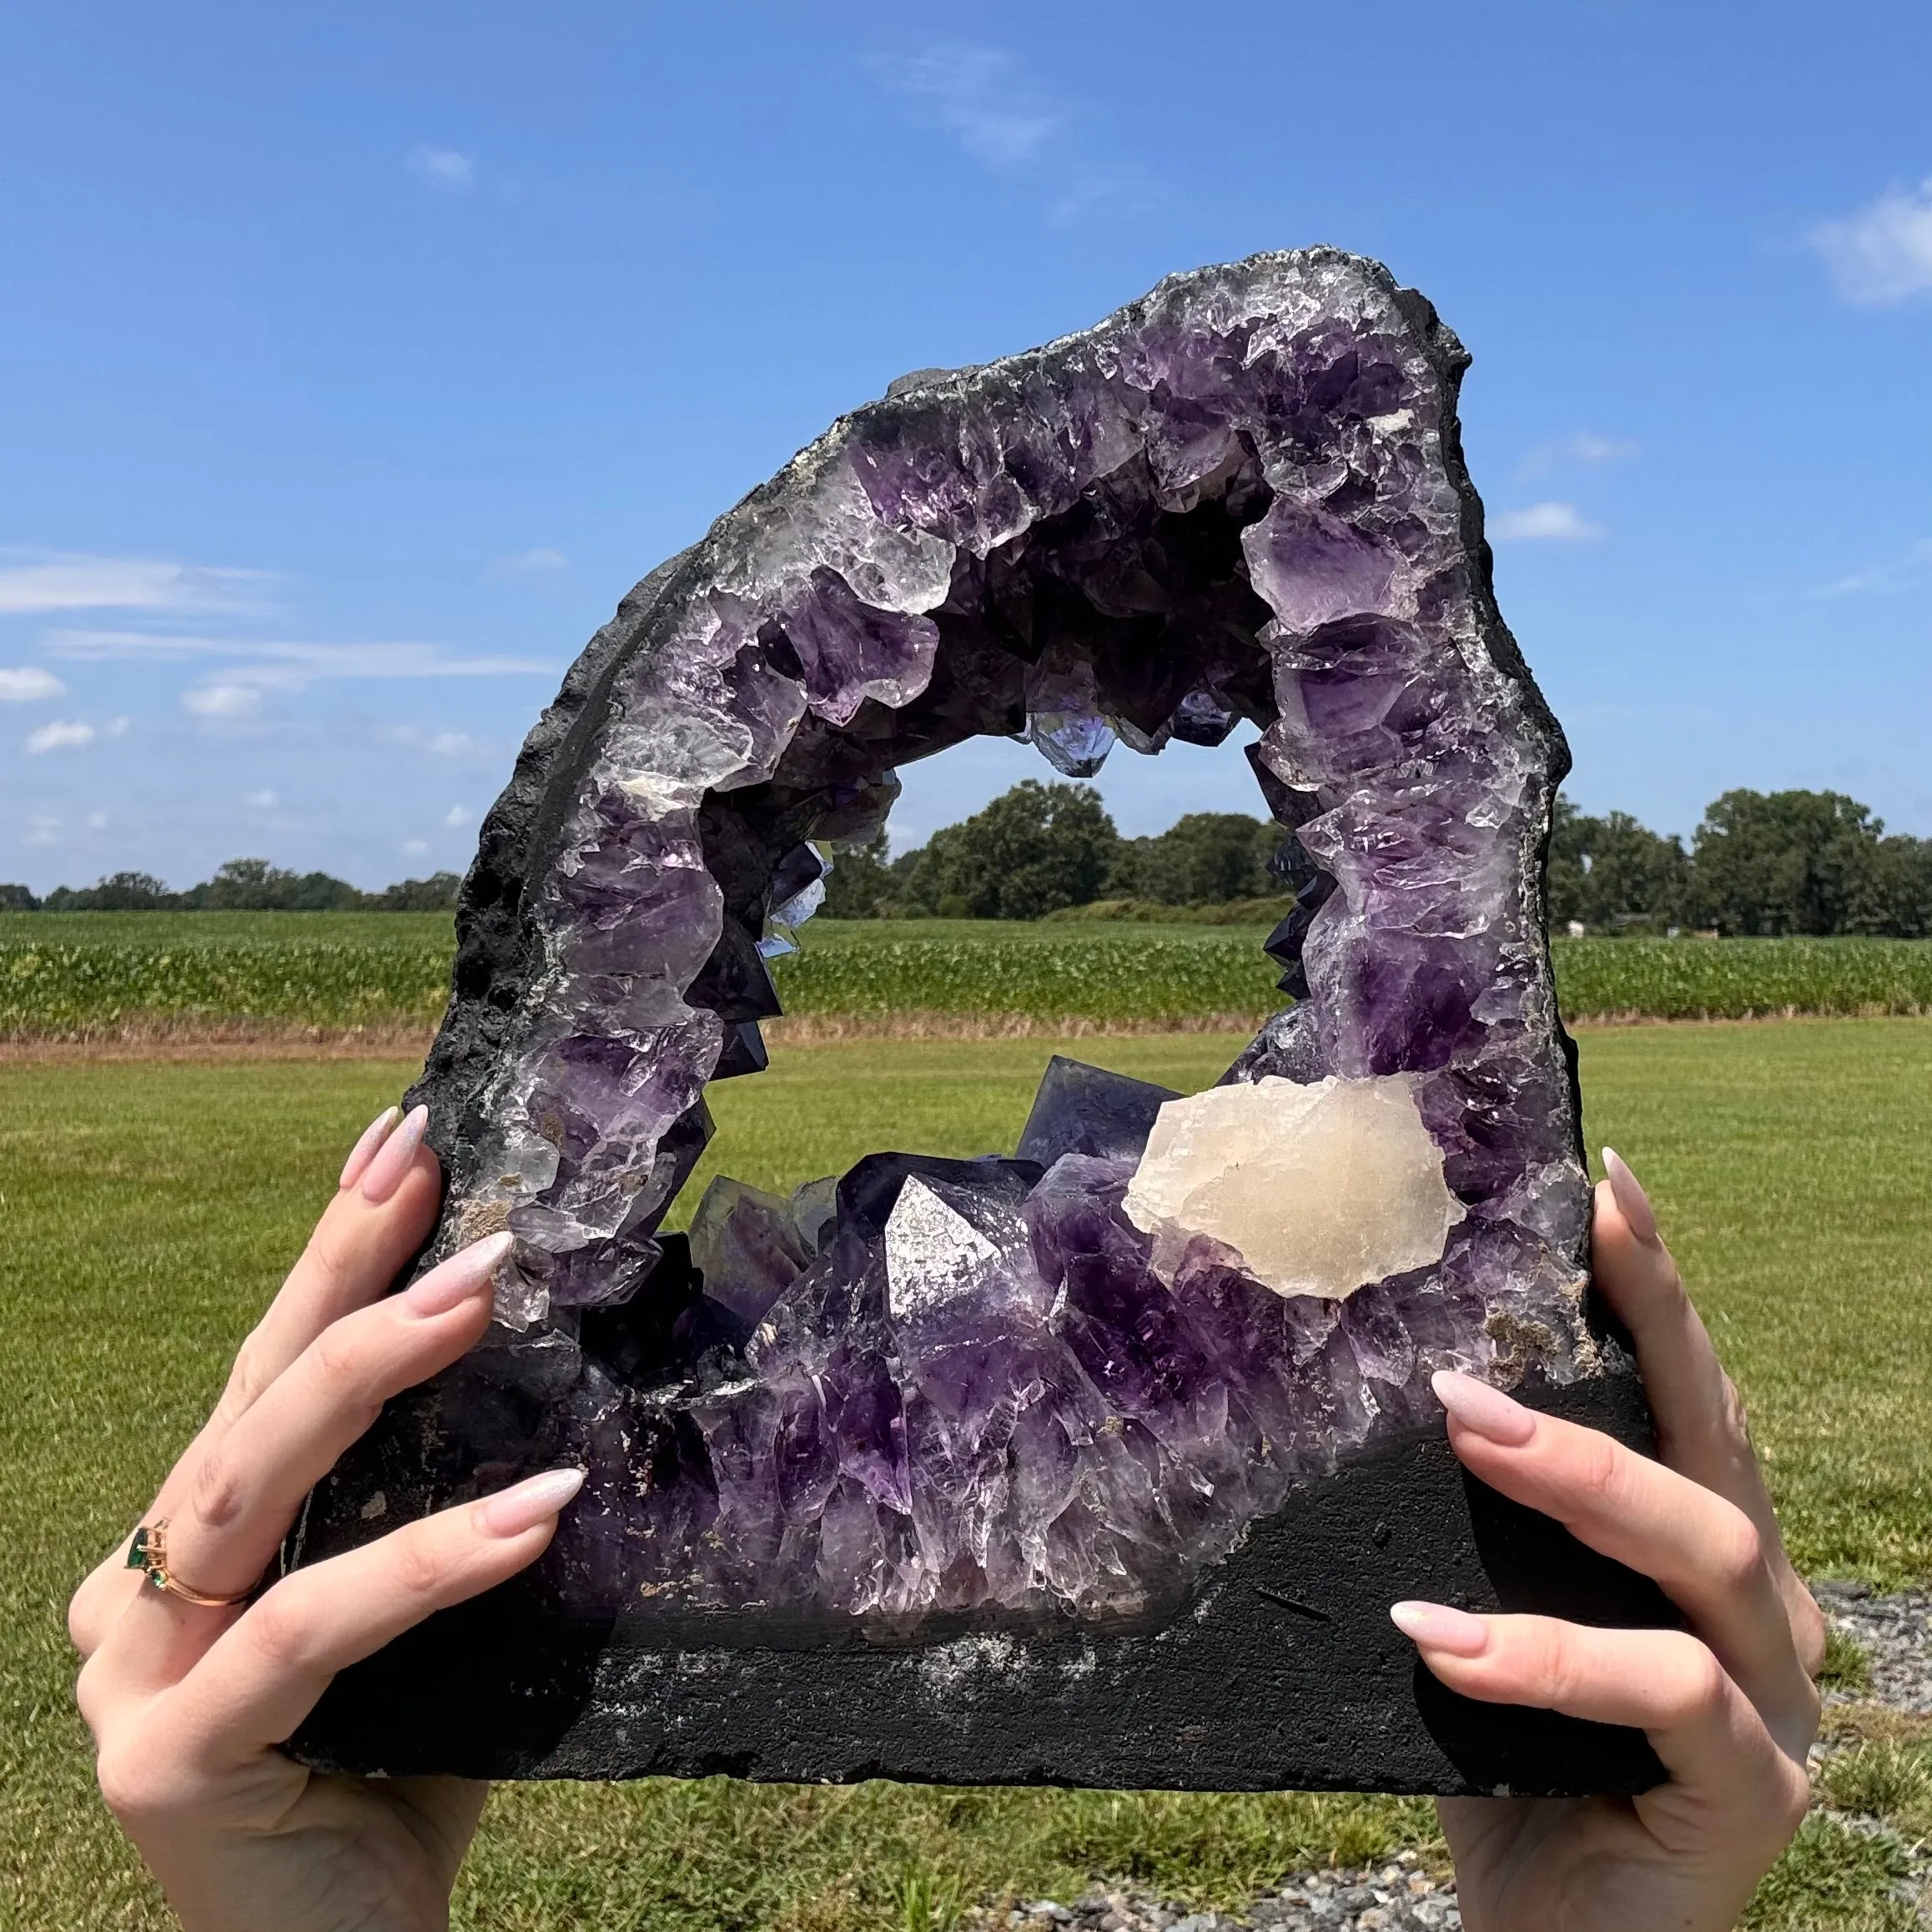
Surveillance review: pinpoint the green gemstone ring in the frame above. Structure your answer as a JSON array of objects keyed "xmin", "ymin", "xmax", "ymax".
[{"xmin": 125, "ymin": 1520, "xmax": 254, "ymax": 1608}]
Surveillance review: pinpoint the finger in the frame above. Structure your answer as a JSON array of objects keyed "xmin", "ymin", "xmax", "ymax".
[
  {"xmin": 159, "ymin": 1468, "xmax": 584, "ymax": 1765},
  {"xmin": 1432, "ymin": 1371, "xmax": 1818, "ymax": 1756},
  {"xmin": 141, "ymin": 1234, "xmax": 511, "ymax": 1616},
  {"xmin": 1391, "ymin": 1605, "xmax": 1811, "ymax": 1847},
  {"xmin": 1594, "ymin": 1151, "xmax": 1824, "ymax": 1673},
  {"xmin": 217, "ymin": 1106, "xmax": 439, "ymax": 1421}
]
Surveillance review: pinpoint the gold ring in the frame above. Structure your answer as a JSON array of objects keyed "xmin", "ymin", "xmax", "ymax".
[{"xmin": 125, "ymin": 1520, "xmax": 257, "ymax": 1608}]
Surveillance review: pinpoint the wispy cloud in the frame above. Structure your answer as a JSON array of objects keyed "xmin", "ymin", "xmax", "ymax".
[
  {"xmin": 0, "ymin": 551, "xmax": 273, "ymax": 616},
  {"xmin": 869, "ymin": 46, "xmax": 1064, "ymax": 168},
  {"xmin": 868, "ymin": 44, "xmax": 1155, "ymax": 224},
  {"xmin": 1810, "ymin": 179, "xmax": 1932, "ymax": 305},
  {"xmin": 1822, "ymin": 537, "xmax": 1932, "ymax": 596},
  {"xmin": 443, "ymin": 803, "xmax": 470, "ymax": 827},
  {"xmin": 1517, "ymin": 432, "xmax": 1639, "ymax": 480},
  {"xmin": 26, "ymin": 718, "xmax": 94, "ymax": 754},
  {"xmin": 492, "ymin": 547, "xmax": 568, "ymax": 575},
  {"xmin": 409, "ymin": 145, "xmax": 475, "ymax": 191},
  {"xmin": 47, "ymin": 630, "xmax": 553, "ymax": 696},
  {"xmin": 246, "ymin": 789, "xmax": 279, "ymax": 809},
  {"xmin": 1492, "ymin": 501, "xmax": 1606, "ymax": 543},
  {"xmin": 183, "ymin": 684, "xmax": 262, "ymax": 719},
  {"xmin": 0, "ymin": 666, "xmax": 63, "ymax": 702}
]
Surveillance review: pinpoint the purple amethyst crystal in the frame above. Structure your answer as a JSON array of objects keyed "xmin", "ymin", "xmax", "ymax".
[{"xmin": 289, "ymin": 251, "xmax": 1663, "ymax": 1795}]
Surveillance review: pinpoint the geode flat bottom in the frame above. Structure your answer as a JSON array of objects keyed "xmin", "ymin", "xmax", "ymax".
[{"xmin": 294, "ymin": 1372, "xmax": 1668, "ymax": 1793}]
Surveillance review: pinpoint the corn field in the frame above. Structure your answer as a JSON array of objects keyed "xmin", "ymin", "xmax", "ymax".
[{"xmin": 3, "ymin": 917, "xmax": 1929, "ymax": 1042}]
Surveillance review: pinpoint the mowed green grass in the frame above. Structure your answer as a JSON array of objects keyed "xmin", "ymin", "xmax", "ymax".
[{"xmin": 3, "ymin": 1022, "xmax": 1929, "ymax": 1929}]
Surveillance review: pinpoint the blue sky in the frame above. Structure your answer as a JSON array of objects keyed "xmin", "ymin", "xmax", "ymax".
[{"xmin": 2, "ymin": 1, "xmax": 1929, "ymax": 893}]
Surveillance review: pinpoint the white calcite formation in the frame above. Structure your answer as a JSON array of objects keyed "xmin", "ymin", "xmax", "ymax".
[{"xmin": 1124, "ymin": 1075, "xmax": 1465, "ymax": 1300}]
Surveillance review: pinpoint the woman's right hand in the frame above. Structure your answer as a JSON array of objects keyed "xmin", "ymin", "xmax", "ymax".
[
  {"xmin": 68, "ymin": 1104, "xmax": 582, "ymax": 1932},
  {"xmin": 1396, "ymin": 1150, "xmax": 1824, "ymax": 1932}
]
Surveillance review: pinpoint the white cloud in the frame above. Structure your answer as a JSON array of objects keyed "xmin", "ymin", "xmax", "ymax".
[
  {"xmin": 183, "ymin": 683, "xmax": 264, "ymax": 719},
  {"xmin": 443, "ymin": 804, "xmax": 469, "ymax": 827},
  {"xmin": 1811, "ymin": 179, "xmax": 1932, "ymax": 305},
  {"xmin": 27, "ymin": 718, "xmax": 95, "ymax": 753},
  {"xmin": 1492, "ymin": 501, "xmax": 1606, "ymax": 543},
  {"xmin": 403, "ymin": 838, "xmax": 430, "ymax": 857},
  {"xmin": 105, "ymin": 715, "xmax": 129, "ymax": 737},
  {"xmin": 246, "ymin": 789, "xmax": 279, "ymax": 809},
  {"xmin": 870, "ymin": 46, "xmax": 1066, "ymax": 169},
  {"xmin": 493, "ymin": 546, "xmax": 568, "ymax": 574},
  {"xmin": 85, "ymin": 811, "xmax": 108, "ymax": 829},
  {"xmin": 409, "ymin": 145, "xmax": 475, "ymax": 190},
  {"xmin": 1517, "ymin": 432, "xmax": 1639, "ymax": 479},
  {"xmin": 0, "ymin": 551, "xmax": 271, "ymax": 616},
  {"xmin": 1823, "ymin": 537, "xmax": 1932, "ymax": 596},
  {"xmin": 0, "ymin": 666, "xmax": 63, "ymax": 702},
  {"xmin": 23, "ymin": 813, "xmax": 59, "ymax": 848},
  {"xmin": 51, "ymin": 630, "xmax": 553, "ymax": 692},
  {"xmin": 429, "ymin": 730, "xmax": 476, "ymax": 757}
]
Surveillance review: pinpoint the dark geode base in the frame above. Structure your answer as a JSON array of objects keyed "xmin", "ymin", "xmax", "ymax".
[{"xmin": 290, "ymin": 1369, "xmax": 1670, "ymax": 1794}]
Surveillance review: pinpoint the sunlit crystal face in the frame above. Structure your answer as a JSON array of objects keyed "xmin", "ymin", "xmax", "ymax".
[{"xmin": 356, "ymin": 250, "xmax": 1596, "ymax": 1632}]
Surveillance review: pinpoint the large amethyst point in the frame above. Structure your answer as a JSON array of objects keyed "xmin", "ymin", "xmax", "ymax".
[{"xmin": 289, "ymin": 249, "xmax": 1660, "ymax": 1795}]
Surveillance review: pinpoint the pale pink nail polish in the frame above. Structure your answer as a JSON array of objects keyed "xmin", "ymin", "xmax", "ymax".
[
  {"xmin": 360, "ymin": 1104, "xmax": 429, "ymax": 1205},
  {"xmin": 1391, "ymin": 1600, "xmax": 1491, "ymax": 1657},
  {"xmin": 1431, "ymin": 1369, "xmax": 1537, "ymax": 1446},
  {"xmin": 339, "ymin": 1106, "xmax": 400, "ymax": 1190},
  {"xmin": 403, "ymin": 1232, "xmax": 513, "ymax": 1317},
  {"xmin": 475, "ymin": 1467, "xmax": 585, "ymax": 1537},
  {"xmin": 1602, "ymin": 1147, "xmax": 1660, "ymax": 1244}
]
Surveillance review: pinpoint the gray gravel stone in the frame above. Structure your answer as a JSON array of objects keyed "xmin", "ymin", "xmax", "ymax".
[{"xmin": 1815, "ymin": 1582, "xmax": 1932, "ymax": 1713}]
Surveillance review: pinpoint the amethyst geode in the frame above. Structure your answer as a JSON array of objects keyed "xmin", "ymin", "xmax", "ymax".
[{"xmin": 290, "ymin": 249, "xmax": 1667, "ymax": 1794}]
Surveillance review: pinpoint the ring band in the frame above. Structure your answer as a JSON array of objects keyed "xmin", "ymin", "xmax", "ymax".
[{"xmin": 125, "ymin": 1520, "xmax": 257, "ymax": 1608}]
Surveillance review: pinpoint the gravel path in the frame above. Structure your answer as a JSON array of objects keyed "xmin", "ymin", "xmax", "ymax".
[
  {"xmin": 1815, "ymin": 1582, "xmax": 1932, "ymax": 1713},
  {"xmin": 979, "ymin": 1584, "xmax": 1932, "ymax": 1932},
  {"xmin": 991, "ymin": 1858, "xmax": 1458, "ymax": 1932}
]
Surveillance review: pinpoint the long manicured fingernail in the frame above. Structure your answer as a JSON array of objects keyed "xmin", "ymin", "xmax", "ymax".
[
  {"xmin": 1391, "ymin": 1601, "xmax": 1491, "ymax": 1657},
  {"xmin": 403, "ymin": 1232, "xmax": 513, "ymax": 1317},
  {"xmin": 1602, "ymin": 1146, "xmax": 1660, "ymax": 1244},
  {"xmin": 1431, "ymin": 1369, "xmax": 1537, "ymax": 1446},
  {"xmin": 475, "ymin": 1467, "xmax": 585, "ymax": 1537},
  {"xmin": 360, "ymin": 1104, "xmax": 429, "ymax": 1205},
  {"xmin": 340, "ymin": 1106, "xmax": 400, "ymax": 1190}
]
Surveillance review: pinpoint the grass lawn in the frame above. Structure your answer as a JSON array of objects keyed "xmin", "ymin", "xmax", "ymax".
[{"xmin": 3, "ymin": 1020, "xmax": 1929, "ymax": 1929}]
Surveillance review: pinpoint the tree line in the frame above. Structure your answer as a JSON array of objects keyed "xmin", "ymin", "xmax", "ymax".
[
  {"xmin": 11, "ymin": 783, "xmax": 1931, "ymax": 936},
  {"xmin": 826, "ymin": 779, "xmax": 1932, "ymax": 937},
  {"xmin": 0, "ymin": 857, "xmax": 462, "ymax": 913}
]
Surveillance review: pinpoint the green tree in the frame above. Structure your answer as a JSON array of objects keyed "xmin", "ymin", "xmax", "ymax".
[
  {"xmin": 43, "ymin": 871, "xmax": 178, "ymax": 910},
  {"xmin": 1690, "ymin": 790, "xmax": 1882, "ymax": 935},
  {"xmin": 1849, "ymin": 834, "xmax": 1932, "ymax": 938},
  {"xmin": 1109, "ymin": 813, "xmax": 1279, "ymax": 905},
  {"xmin": 368, "ymin": 872, "xmax": 463, "ymax": 912},
  {"xmin": 820, "ymin": 832, "xmax": 895, "ymax": 919},
  {"xmin": 897, "ymin": 780, "xmax": 1119, "ymax": 919},
  {"xmin": 189, "ymin": 858, "xmax": 365, "ymax": 911},
  {"xmin": 1546, "ymin": 797, "xmax": 1688, "ymax": 932},
  {"xmin": 0, "ymin": 883, "xmax": 38, "ymax": 911},
  {"xmin": 1546, "ymin": 795, "xmax": 1588, "ymax": 928}
]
